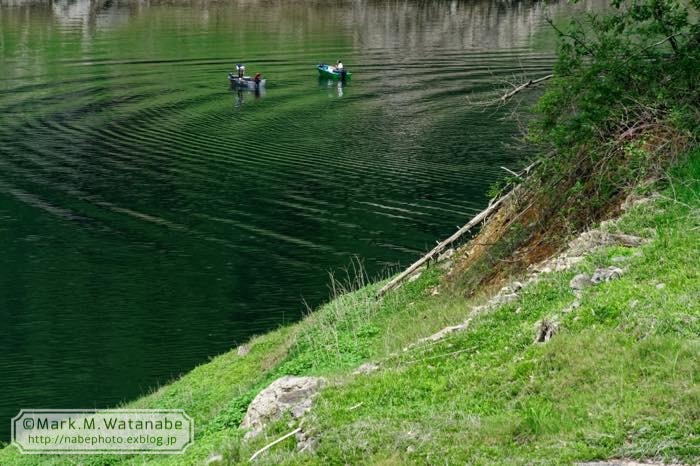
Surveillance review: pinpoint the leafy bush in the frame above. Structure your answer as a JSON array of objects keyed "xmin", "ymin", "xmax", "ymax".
[{"xmin": 532, "ymin": 0, "xmax": 699, "ymax": 153}]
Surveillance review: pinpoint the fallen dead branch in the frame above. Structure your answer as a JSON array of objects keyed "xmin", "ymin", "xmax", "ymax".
[
  {"xmin": 377, "ymin": 161, "xmax": 538, "ymax": 297},
  {"xmin": 499, "ymin": 74, "xmax": 553, "ymax": 103},
  {"xmin": 377, "ymin": 191, "xmax": 513, "ymax": 296},
  {"xmin": 249, "ymin": 427, "xmax": 302, "ymax": 462}
]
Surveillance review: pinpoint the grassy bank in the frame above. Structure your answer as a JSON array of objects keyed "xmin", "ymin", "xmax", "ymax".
[
  {"xmin": 1, "ymin": 150, "xmax": 698, "ymax": 465},
  {"xmin": 2, "ymin": 0, "xmax": 698, "ymax": 463}
]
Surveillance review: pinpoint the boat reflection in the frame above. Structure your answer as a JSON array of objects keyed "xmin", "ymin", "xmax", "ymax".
[
  {"xmin": 232, "ymin": 87, "xmax": 265, "ymax": 108},
  {"xmin": 318, "ymin": 77, "xmax": 347, "ymax": 98}
]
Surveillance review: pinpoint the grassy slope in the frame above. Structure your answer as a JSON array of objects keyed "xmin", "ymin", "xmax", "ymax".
[{"xmin": 1, "ymin": 152, "xmax": 698, "ymax": 465}]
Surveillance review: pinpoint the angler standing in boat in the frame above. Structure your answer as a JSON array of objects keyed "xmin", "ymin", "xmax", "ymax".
[
  {"xmin": 336, "ymin": 60, "xmax": 347, "ymax": 81},
  {"xmin": 236, "ymin": 63, "xmax": 246, "ymax": 78},
  {"xmin": 254, "ymin": 72, "xmax": 262, "ymax": 91}
]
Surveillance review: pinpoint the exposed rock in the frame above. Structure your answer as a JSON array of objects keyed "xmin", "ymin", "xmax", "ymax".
[
  {"xmin": 621, "ymin": 191, "xmax": 661, "ymax": 211},
  {"xmin": 531, "ymin": 224, "xmax": 648, "ymax": 276},
  {"xmin": 656, "ymin": 282, "xmax": 666, "ymax": 289},
  {"xmin": 500, "ymin": 292, "xmax": 519, "ymax": 302},
  {"xmin": 237, "ymin": 344, "xmax": 250, "ymax": 357},
  {"xmin": 591, "ymin": 266, "xmax": 624, "ymax": 284},
  {"xmin": 418, "ymin": 321, "xmax": 470, "ymax": 344},
  {"xmin": 562, "ymin": 299, "xmax": 581, "ymax": 313},
  {"xmin": 353, "ymin": 362, "xmax": 380, "ymax": 375},
  {"xmin": 570, "ymin": 274, "xmax": 593, "ymax": 295},
  {"xmin": 610, "ymin": 256, "xmax": 628, "ymax": 263},
  {"xmin": 295, "ymin": 429, "xmax": 319, "ymax": 453},
  {"xmin": 241, "ymin": 376, "xmax": 325, "ymax": 439},
  {"xmin": 534, "ymin": 318, "xmax": 559, "ymax": 343},
  {"xmin": 609, "ymin": 233, "xmax": 648, "ymax": 247},
  {"xmin": 437, "ymin": 259, "xmax": 454, "ymax": 271},
  {"xmin": 437, "ymin": 248, "xmax": 455, "ymax": 262},
  {"xmin": 532, "ymin": 254, "xmax": 584, "ymax": 273}
]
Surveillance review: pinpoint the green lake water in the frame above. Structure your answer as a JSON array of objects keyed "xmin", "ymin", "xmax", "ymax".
[{"xmin": 0, "ymin": 0, "xmax": 591, "ymax": 440}]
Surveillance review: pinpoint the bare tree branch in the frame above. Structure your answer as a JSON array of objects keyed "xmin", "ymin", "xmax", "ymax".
[
  {"xmin": 249, "ymin": 427, "xmax": 302, "ymax": 462},
  {"xmin": 499, "ymin": 74, "xmax": 553, "ymax": 103}
]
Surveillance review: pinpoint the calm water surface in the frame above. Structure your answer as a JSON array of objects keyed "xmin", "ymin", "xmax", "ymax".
[{"xmin": 0, "ymin": 0, "xmax": 593, "ymax": 439}]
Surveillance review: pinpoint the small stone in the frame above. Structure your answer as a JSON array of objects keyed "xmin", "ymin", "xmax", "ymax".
[
  {"xmin": 562, "ymin": 299, "xmax": 581, "ymax": 313},
  {"xmin": 591, "ymin": 266, "xmax": 624, "ymax": 284},
  {"xmin": 610, "ymin": 256, "xmax": 628, "ymax": 263},
  {"xmin": 420, "ymin": 322, "xmax": 469, "ymax": 343},
  {"xmin": 296, "ymin": 430, "xmax": 319, "ymax": 453},
  {"xmin": 353, "ymin": 363, "xmax": 380, "ymax": 375},
  {"xmin": 534, "ymin": 318, "xmax": 559, "ymax": 343},
  {"xmin": 406, "ymin": 445, "xmax": 416, "ymax": 453},
  {"xmin": 437, "ymin": 259, "xmax": 453, "ymax": 271},
  {"xmin": 656, "ymin": 283, "xmax": 666, "ymax": 289},
  {"xmin": 437, "ymin": 248, "xmax": 455, "ymax": 261},
  {"xmin": 237, "ymin": 344, "xmax": 250, "ymax": 357},
  {"xmin": 570, "ymin": 274, "xmax": 592, "ymax": 293},
  {"xmin": 498, "ymin": 292, "xmax": 519, "ymax": 303}
]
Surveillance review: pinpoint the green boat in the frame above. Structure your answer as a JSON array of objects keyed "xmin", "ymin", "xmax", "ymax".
[{"xmin": 317, "ymin": 64, "xmax": 351, "ymax": 80}]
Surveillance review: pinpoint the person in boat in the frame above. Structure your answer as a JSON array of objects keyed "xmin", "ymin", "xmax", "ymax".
[
  {"xmin": 254, "ymin": 72, "xmax": 262, "ymax": 89},
  {"xmin": 336, "ymin": 60, "xmax": 347, "ymax": 81},
  {"xmin": 236, "ymin": 63, "xmax": 246, "ymax": 79}
]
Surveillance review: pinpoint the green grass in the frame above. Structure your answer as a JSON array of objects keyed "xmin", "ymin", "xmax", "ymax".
[{"xmin": 1, "ymin": 152, "xmax": 698, "ymax": 465}]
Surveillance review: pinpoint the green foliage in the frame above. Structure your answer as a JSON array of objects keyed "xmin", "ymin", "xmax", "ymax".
[
  {"xmin": 532, "ymin": 0, "xmax": 699, "ymax": 152},
  {"xmin": 522, "ymin": 0, "xmax": 699, "ymax": 240}
]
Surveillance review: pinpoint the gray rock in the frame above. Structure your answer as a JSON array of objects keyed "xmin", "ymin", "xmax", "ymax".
[
  {"xmin": 353, "ymin": 362, "xmax": 380, "ymax": 375},
  {"xmin": 237, "ymin": 344, "xmax": 250, "ymax": 357},
  {"xmin": 534, "ymin": 318, "xmax": 559, "ymax": 343},
  {"xmin": 419, "ymin": 322, "xmax": 470, "ymax": 343},
  {"xmin": 570, "ymin": 274, "xmax": 592, "ymax": 294},
  {"xmin": 437, "ymin": 248, "xmax": 455, "ymax": 262},
  {"xmin": 562, "ymin": 299, "xmax": 581, "ymax": 313},
  {"xmin": 656, "ymin": 282, "xmax": 666, "ymax": 289},
  {"xmin": 591, "ymin": 266, "xmax": 624, "ymax": 284},
  {"xmin": 296, "ymin": 429, "xmax": 319, "ymax": 453},
  {"xmin": 241, "ymin": 376, "xmax": 325, "ymax": 439}
]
